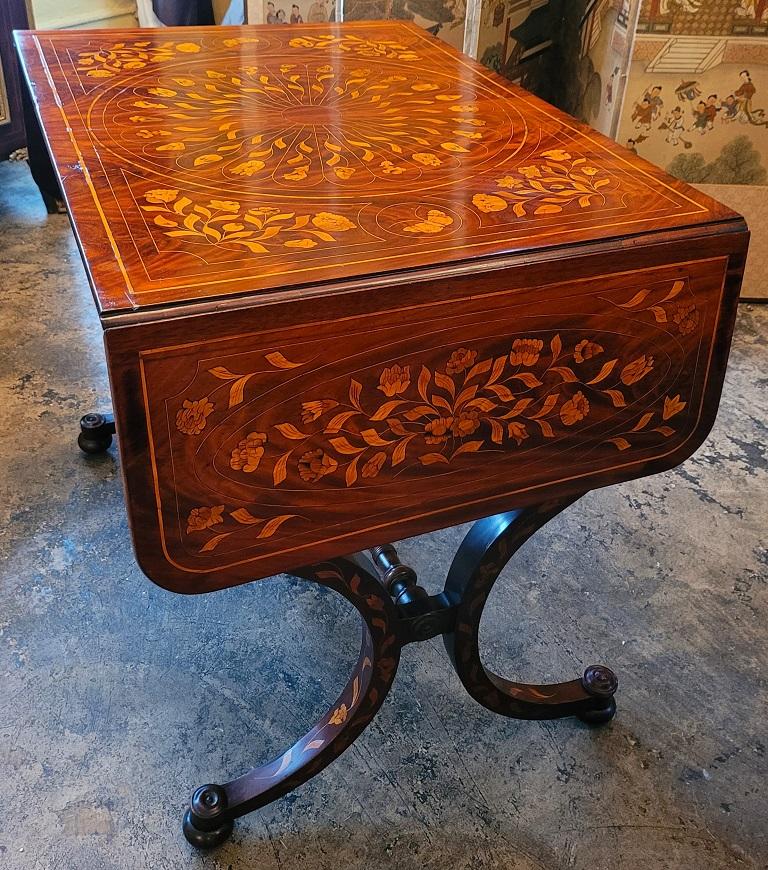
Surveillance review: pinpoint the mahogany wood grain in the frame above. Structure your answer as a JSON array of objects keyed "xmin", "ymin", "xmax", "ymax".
[
  {"xmin": 15, "ymin": 22, "xmax": 749, "ymax": 594},
  {"xmin": 17, "ymin": 22, "xmax": 739, "ymax": 315}
]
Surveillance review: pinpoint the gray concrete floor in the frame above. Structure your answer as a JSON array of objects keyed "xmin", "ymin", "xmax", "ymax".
[{"xmin": 0, "ymin": 158, "xmax": 766, "ymax": 870}]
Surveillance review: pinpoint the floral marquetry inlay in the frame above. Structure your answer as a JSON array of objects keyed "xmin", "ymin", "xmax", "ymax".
[
  {"xmin": 472, "ymin": 150, "xmax": 614, "ymax": 218},
  {"xmin": 286, "ymin": 34, "xmax": 421, "ymax": 60},
  {"xmin": 118, "ymin": 56, "xmax": 489, "ymax": 189},
  {"xmin": 137, "ymin": 266, "xmax": 722, "ymax": 561},
  {"xmin": 142, "ymin": 190, "xmax": 358, "ymax": 255},
  {"xmin": 76, "ymin": 39, "xmax": 209, "ymax": 78},
  {"xmin": 18, "ymin": 25, "xmax": 743, "ymax": 595},
  {"xmin": 178, "ymin": 326, "xmax": 686, "ymax": 527},
  {"xmin": 15, "ymin": 22, "xmax": 728, "ymax": 311}
]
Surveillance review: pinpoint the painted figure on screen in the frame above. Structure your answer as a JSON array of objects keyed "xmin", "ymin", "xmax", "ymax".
[{"xmin": 619, "ymin": 0, "xmax": 768, "ymax": 185}]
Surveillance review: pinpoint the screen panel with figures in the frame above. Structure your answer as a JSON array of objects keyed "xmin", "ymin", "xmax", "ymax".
[
  {"xmin": 618, "ymin": 0, "xmax": 768, "ymax": 298},
  {"xmin": 247, "ymin": 0, "xmax": 470, "ymax": 52},
  {"xmin": 474, "ymin": 0, "xmax": 641, "ymax": 137}
]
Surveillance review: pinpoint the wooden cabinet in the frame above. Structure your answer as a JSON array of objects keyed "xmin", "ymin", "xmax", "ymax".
[{"xmin": 0, "ymin": 0, "xmax": 30, "ymax": 158}]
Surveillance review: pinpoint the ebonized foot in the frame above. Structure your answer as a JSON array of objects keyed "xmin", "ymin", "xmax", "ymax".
[
  {"xmin": 578, "ymin": 696, "xmax": 617, "ymax": 726},
  {"xmin": 78, "ymin": 412, "xmax": 116, "ymax": 454},
  {"xmin": 182, "ymin": 785, "xmax": 235, "ymax": 849},
  {"xmin": 182, "ymin": 812, "xmax": 234, "ymax": 849},
  {"xmin": 578, "ymin": 664, "xmax": 619, "ymax": 726}
]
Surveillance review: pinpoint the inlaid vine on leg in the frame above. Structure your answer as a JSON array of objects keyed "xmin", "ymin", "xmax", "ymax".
[
  {"xmin": 182, "ymin": 495, "xmax": 617, "ymax": 850},
  {"xmin": 182, "ymin": 556, "xmax": 401, "ymax": 849},
  {"xmin": 443, "ymin": 497, "xmax": 618, "ymax": 722}
]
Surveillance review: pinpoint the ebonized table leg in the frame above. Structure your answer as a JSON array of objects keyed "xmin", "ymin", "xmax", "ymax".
[
  {"xmin": 443, "ymin": 496, "xmax": 618, "ymax": 724},
  {"xmin": 181, "ymin": 492, "xmax": 617, "ymax": 849},
  {"xmin": 182, "ymin": 555, "xmax": 401, "ymax": 848},
  {"xmin": 18, "ymin": 63, "xmax": 65, "ymax": 214}
]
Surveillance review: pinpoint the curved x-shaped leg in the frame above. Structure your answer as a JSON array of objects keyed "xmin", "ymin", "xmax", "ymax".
[
  {"xmin": 182, "ymin": 494, "xmax": 617, "ymax": 849},
  {"xmin": 443, "ymin": 495, "xmax": 618, "ymax": 723},
  {"xmin": 182, "ymin": 556, "xmax": 401, "ymax": 849}
]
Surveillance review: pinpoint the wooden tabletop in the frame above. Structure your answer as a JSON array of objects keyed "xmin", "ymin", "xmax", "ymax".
[{"xmin": 16, "ymin": 22, "xmax": 737, "ymax": 316}]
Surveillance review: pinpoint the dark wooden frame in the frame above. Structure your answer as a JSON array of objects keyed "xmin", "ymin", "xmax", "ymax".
[{"xmin": 0, "ymin": 0, "xmax": 30, "ymax": 158}]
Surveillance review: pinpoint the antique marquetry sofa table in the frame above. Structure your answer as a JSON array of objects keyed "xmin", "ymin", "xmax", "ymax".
[{"xmin": 17, "ymin": 21, "xmax": 748, "ymax": 849}]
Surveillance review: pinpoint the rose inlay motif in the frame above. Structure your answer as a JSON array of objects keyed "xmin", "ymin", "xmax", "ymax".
[
  {"xmin": 299, "ymin": 449, "xmax": 339, "ymax": 482},
  {"xmin": 230, "ymin": 432, "xmax": 267, "ymax": 473},
  {"xmin": 187, "ymin": 505, "xmax": 224, "ymax": 533},
  {"xmin": 176, "ymin": 397, "xmax": 214, "ymax": 435},
  {"xmin": 198, "ymin": 324, "xmax": 693, "ymax": 492}
]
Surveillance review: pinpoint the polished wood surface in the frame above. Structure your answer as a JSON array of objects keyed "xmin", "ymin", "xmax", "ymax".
[
  {"xmin": 103, "ymin": 233, "xmax": 745, "ymax": 591},
  {"xmin": 17, "ymin": 23, "xmax": 748, "ymax": 594},
  {"xmin": 17, "ymin": 21, "xmax": 738, "ymax": 315},
  {"xmin": 15, "ymin": 25, "xmax": 751, "ymax": 847}
]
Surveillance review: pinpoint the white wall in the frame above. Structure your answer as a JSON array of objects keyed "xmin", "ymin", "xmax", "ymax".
[{"xmin": 28, "ymin": 0, "xmax": 137, "ymax": 29}]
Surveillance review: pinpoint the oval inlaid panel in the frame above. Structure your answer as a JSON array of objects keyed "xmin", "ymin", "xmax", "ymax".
[{"xmin": 128, "ymin": 256, "xmax": 728, "ymax": 588}]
